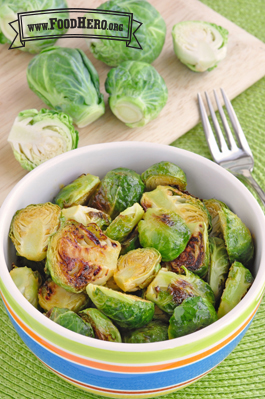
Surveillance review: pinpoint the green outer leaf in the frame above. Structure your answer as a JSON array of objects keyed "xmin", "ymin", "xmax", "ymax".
[
  {"xmin": 141, "ymin": 161, "xmax": 187, "ymax": 191},
  {"xmin": 123, "ymin": 320, "xmax": 168, "ymax": 343},
  {"xmin": 85, "ymin": 0, "xmax": 166, "ymax": 66},
  {"xmin": 86, "ymin": 284, "xmax": 154, "ymax": 329},
  {"xmin": 90, "ymin": 167, "xmax": 145, "ymax": 219},
  {"xmin": 79, "ymin": 308, "xmax": 122, "ymax": 342},
  {"xmin": 138, "ymin": 207, "xmax": 191, "ymax": 261},
  {"xmin": 27, "ymin": 47, "xmax": 105, "ymax": 126},
  {"xmin": 46, "ymin": 307, "xmax": 94, "ymax": 337},
  {"xmin": 105, "ymin": 61, "xmax": 168, "ymax": 128},
  {"xmin": 217, "ymin": 261, "xmax": 254, "ymax": 318},
  {"xmin": 168, "ymin": 296, "xmax": 218, "ymax": 339}
]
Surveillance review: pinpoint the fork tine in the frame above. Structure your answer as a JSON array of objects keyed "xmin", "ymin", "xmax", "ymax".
[
  {"xmin": 213, "ymin": 90, "xmax": 238, "ymax": 151},
  {"xmin": 197, "ymin": 93, "xmax": 221, "ymax": 162},
  {"xmin": 205, "ymin": 92, "xmax": 229, "ymax": 153},
  {"xmin": 221, "ymin": 88, "xmax": 253, "ymax": 157}
]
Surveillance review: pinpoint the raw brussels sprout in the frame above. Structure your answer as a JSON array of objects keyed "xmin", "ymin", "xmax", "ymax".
[
  {"xmin": 10, "ymin": 266, "xmax": 41, "ymax": 308},
  {"xmin": 54, "ymin": 174, "xmax": 100, "ymax": 209},
  {"xmin": 85, "ymin": 0, "xmax": 166, "ymax": 66},
  {"xmin": 168, "ymin": 296, "xmax": 218, "ymax": 339},
  {"xmin": 62, "ymin": 205, "xmax": 111, "ymax": 230},
  {"xmin": 204, "ymin": 198, "xmax": 229, "ymax": 237},
  {"xmin": 46, "ymin": 307, "xmax": 94, "ymax": 337},
  {"xmin": 38, "ymin": 279, "xmax": 90, "ymax": 312},
  {"xmin": 217, "ymin": 262, "xmax": 254, "ymax": 318},
  {"xmin": 145, "ymin": 267, "xmax": 215, "ymax": 314},
  {"xmin": 105, "ymin": 203, "xmax": 144, "ymax": 242},
  {"xmin": 7, "ymin": 109, "xmax": 79, "ymax": 171},
  {"xmin": 90, "ymin": 168, "xmax": 145, "ymax": 219},
  {"xmin": 114, "ymin": 248, "xmax": 161, "ymax": 292},
  {"xmin": 86, "ymin": 284, "xmax": 154, "ymax": 329},
  {"xmin": 141, "ymin": 161, "xmax": 187, "ymax": 191},
  {"xmin": 120, "ymin": 228, "xmax": 140, "ymax": 255},
  {"xmin": 9, "ymin": 203, "xmax": 61, "ymax": 261},
  {"xmin": 138, "ymin": 208, "xmax": 191, "ymax": 262},
  {"xmin": 46, "ymin": 222, "xmax": 121, "ymax": 293},
  {"xmin": 123, "ymin": 320, "xmax": 168, "ymax": 343},
  {"xmin": 105, "ymin": 61, "xmax": 168, "ymax": 128},
  {"xmin": 208, "ymin": 237, "xmax": 230, "ymax": 303},
  {"xmin": 79, "ymin": 308, "xmax": 122, "ymax": 342},
  {"xmin": 219, "ymin": 207, "xmax": 254, "ymax": 267},
  {"xmin": 0, "ymin": 0, "xmax": 68, "ymax": 53},
  {"xmin": 172, "ymin": 21, "xmax": 229, "ymax": 72},
  {"xmin": 27, "ymin": 47, "xmax": 105, "ymax": 127}
]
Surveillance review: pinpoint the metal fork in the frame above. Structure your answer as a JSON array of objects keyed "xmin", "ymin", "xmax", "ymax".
[{"xmin": 198, "ymin": 89, "xmax": 265, "ymax": 207}]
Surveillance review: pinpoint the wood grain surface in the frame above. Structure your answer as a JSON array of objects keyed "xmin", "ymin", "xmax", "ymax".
[{"xmin": 1, "ymin": 0, "xmax": 265, "ymax": 206}]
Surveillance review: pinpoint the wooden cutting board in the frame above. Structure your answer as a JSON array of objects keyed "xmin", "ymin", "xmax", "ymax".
[{"xmin": 1, "ymin": 0, "xmax": 265, "ymax": 206}]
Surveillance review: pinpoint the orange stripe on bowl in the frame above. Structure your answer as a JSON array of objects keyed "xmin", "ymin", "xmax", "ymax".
[{"xmin": 1, "ymin": 291, "xmax": 261, "ymax": 374}]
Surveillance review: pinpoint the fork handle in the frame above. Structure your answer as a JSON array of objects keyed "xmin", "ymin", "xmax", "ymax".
[{"xmin": 236, "ymin": 170, "xmax": 265, "ymax": 208}]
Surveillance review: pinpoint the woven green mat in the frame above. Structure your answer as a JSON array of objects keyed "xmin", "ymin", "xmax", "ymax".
[{"xmin": 1, "ymin": 1, "xmax": 265, "ymax": 398}]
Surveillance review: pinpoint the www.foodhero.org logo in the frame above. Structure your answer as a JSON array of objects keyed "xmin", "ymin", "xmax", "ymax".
[{"xmin": 9, "ymin": 8, "xmax": 142, "ymax": 50}]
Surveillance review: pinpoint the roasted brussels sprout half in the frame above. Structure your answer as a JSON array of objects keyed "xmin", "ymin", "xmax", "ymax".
[
  {"xmin": 120, "ymin": 228, "xmax": 140, "ymax": 255},
  {"xmin": 79, "ymin": 308, "xmax": 122, "ymax": 342},
  {"xmin": 172, "ymin": 21, "xmax": 228, "ymax": 72},
  {"xmin": 105, "ymin": 203, "xmax": 144, "ymax": 242},
  {"xmin": 46, "ymin": 222, "xmax": 121, "ymax": 293},
  {"xmin": 141, "ymin": 162, "xmax": 187, "ymax": 191},
  {"xmin": 204, "ymin": 198, "xmax": 229, "ymax": 237},
  {"xmin": 123, "ymin": 320, "xmax": 168, "ymax": 343},
  {"xmin": 114, "ymin": 248, "xmax": 161, "ymax": 292},
  {"xmin": 61, "ymin": 205, "xmax": 111, "ymax": 230},
  {"xmin": 145, "ymin": 267, "xmax": 215, "ymax": 314},
  {"xmin": 168, "ymin": 296, "xmax": 218, "ymax": 339},
  {"xmin": 138, "ymin": 208, "xmax": 191, "ymax": 262},
  {"xmin": 90, "ymin": 168, "xmax": 145, "ymax": 219},
  {"xmin": 38, "ymin": 279, "xmax": 90, "ymax": 312},
  {"xmin": 9, "ymin": 203, "xmax": 61, "ymax": 261},
  {"xmin": 10, "ymin": 266, "xmax": 41, "ymax": 308},
  {"xmin": 217, "ymin": 262, "xmax": 254, "ymax": 318},
  {"xmin": 46, "ymin": 307, "xmax": 94, "ymax": 337},
  {"xmin": 54, "ymin": 174, "xmax": 100, "ymax": 209},
  {"xmin": 208, "ymin": 237, "xmax": 230, "ymax": 303},
  {"xmin": 86, "ymin": 284, "xmax": 154, "ymax": 329}
]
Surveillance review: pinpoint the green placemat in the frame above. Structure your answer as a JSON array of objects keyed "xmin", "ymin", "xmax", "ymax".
[{"xmin": 1, "ymin": 1, "xmax": 265, "ymax": 398}]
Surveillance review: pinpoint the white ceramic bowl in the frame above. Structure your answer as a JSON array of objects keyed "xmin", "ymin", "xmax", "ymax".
[{"xmin": 0, "ymin": 142, "xmax": 265, "ymax": 399}]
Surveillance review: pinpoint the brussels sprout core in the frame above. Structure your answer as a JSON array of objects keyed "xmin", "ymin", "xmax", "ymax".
[{"xmin": 110, "ymin": 98, "xmax": 144, "ymax": 125}]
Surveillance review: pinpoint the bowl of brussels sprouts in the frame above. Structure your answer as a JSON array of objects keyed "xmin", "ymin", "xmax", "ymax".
[{"xmin": 0, "ymin": 141, "xmax": 264, "ymax": 398}]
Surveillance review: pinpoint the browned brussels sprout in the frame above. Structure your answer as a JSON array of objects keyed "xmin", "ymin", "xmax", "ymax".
[
  {"xmin": 123, "ymin": 320, "xmax": 169, "ymax": 343},
  {"xmin": 141, "ymin": 161, "xmax": 187, "ymax": 191},
  {"xmin": 38, "ymin": 278, "xmax": 90, "ymax": 312},
  {"xmin": 90, "ymin": 168, "xmax": 145, "ymax": 219},
  {"xmin": 79, "ymin": 308, "xmax": 122, "ymax": 342},
  {"xmin": 62, "ymin": 205, "xmax": 111, "ymax": 230},
  {"xmin": 45, "ymin": 222, "xmax": 121, "ymax": 293},
  {"xmin": 9, "ymin": 202, "xmax": 61, "ymax": 261},
  {"xmin": 46, "ymin": 307, "xmax": 94, "ymax": 337},
  {"xmin": 54, "ymin": 174, "xmax": 100, "ymax": 208},
  {"xmin": 10, "ymin": 266, "xmax": 41, "ymax": 308}
]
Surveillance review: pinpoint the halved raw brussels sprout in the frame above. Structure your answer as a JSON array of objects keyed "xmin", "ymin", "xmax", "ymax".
[
  {"xmin": 168, "ymin": 296, "xmax": 218, "ymax": 339},
  {"xmin": 105, "ymin": 203, "xmax": 144, "ymax": 242},
  {"xmin": 38, "ymin": 279, "xmax": 90, "ymax": 312},
  {"xmin": 86, "ymin": 284, "xmax": 154, "ymax": 329},
  {"xmin": 114, "ymin": 248, "xmax": 161, "ymax": 292},
  {"xmin": 62, "ymin": 205, "xmax": 111, "ymax": 230},
  {"xmin": 145, "ymin": 267, "xmax": 215, "ymax": 314},
  {"xmin": 90, "ymin": 168, "xmax": 145, "ymax": 219},
  {"xmin": 46, "ymin": 222, "xmax": 121, "ymax": 293},
  {"xmin": 217, "ymin": 261, "xmax": 253, "ymax": 318},
  {"xmin": 138, "ymin": 208, "xmax": 191, "ymax": 262},
  {"xmin": 54, "ymin": 174, "xmax": 100, "ymax": 209},
  {"xmin": 9, "ymin": 203, "xmax": 61, "ymax": 261},
  {"xmin": 172, "ymin": 21, "xmax": 228, "ymax": 72},
  {"xmin": 79, "ymin": 308, "xmax": 122, "ymax": 342},
  {"xmin": 141, "ymin": 161, "xmax": 187, "ymax": 191},
  {"xmin": 46, "ymin": 307, "xmax": 94, "ymax": 337},
  {"xmin": 10, "ymin": 266, "xmax": 41, "ymax": 308},
  {"xmin": 208, "ymin": 237, "xmax": 230, "ymax": 303},
  {"xmin": 123, "ymin": 320, "xmax": 168, "ymax": 343}
]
